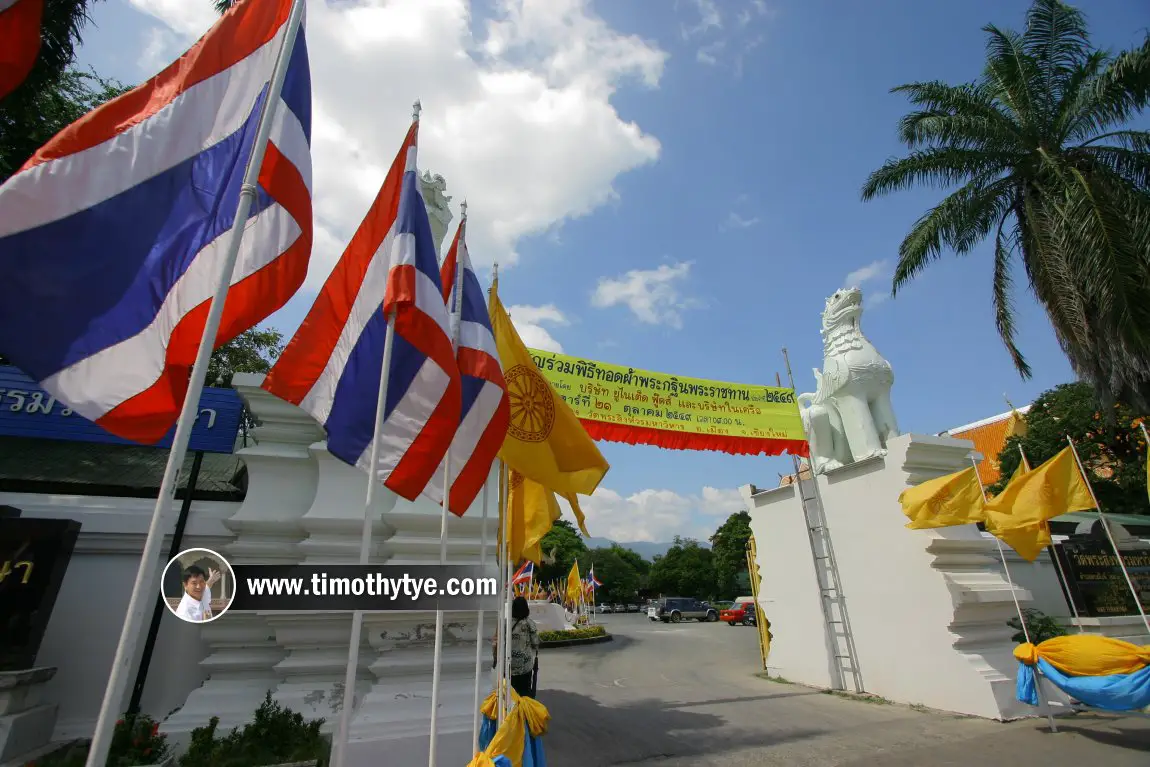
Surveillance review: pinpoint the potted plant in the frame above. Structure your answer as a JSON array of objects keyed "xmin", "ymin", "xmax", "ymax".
[{"xmin": 178, "ymin": 693, "xmax": 329, "ymax": 767}]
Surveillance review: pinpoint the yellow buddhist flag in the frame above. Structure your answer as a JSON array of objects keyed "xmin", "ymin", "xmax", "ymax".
[
  {"xmin": 985, "ymin": 446, "xmax": 1095, "ymax": 526},
  {"xmin": 899, "ymin": 466, "xmax": 986, "ymax": 529},
  {"xmin": 505, "ymin": 470, "xmax": 563, "ymax": 564},
  {"xmin": 985, "ymin": 462, "xmax": 1052, "ymax": 562},
  {"xmin": 565, "ymin": 560, "xmax": 582, "ymax": 604},
  {"xmin": 490, "ymin": 285, "xmax": 609, "ymax": 497}
]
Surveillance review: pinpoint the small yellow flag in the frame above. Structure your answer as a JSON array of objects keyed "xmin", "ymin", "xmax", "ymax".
[
  {"xmin": 899, "ymin": 466, "xmax": 986, "ymax": 529},
  {"xmin": 985, "ymin": 462, "xmax": 1052, "ymax": 562},
  {"xmin": 565, "ymin": 560, "xmax": 582, "ymax": 604},
  {"xmin": 985, "ymin": 446, "xmax": 1095, "ymax": 525}
]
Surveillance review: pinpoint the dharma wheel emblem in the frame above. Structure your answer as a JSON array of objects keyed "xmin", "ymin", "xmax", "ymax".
[{"xmin": 505, "ymin": 364, "xmax": 555, "ymax": 443}]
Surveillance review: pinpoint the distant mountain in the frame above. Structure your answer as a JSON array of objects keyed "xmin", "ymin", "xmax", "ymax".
[{"xmin": 581, "ymin": 537, "xmax": 710, "ymax": 560}]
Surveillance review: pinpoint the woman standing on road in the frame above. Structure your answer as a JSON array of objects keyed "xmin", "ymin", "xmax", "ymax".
[{"xmin": 508, "ymin": 596, "xmax": 541, "ymax": 697}]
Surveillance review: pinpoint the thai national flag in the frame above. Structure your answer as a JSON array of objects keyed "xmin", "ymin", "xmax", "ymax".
[
  {"xmin": 0, "ymin": 0, "xmax": 43, "ymax": 100},
  {"xmin": 262, "ymin": 119, "xmax": 461, "ymax": 500},
  {"xmin": 0, "ymin": 0, "xmax": 312, "ymax": 443},
  {"xmin": 512, "ymin": 561, "xmax": 534, "ymax": 587},
  {"xmin": 588, "ymin": 567, "xmax": 603, "ymax": 589},
  {"xmin": 424, "ymin": 218, "xmax": 509, "ymax": 514}
]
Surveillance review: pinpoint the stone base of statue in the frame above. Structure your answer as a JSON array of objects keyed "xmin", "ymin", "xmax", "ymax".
[
  {"xmin": 0, "ymin": 667, "xmax": 59, "ymax": 765},
  {"xmin": 741, "ymin": 433, "xmax": 1072, "ymax": 720}
]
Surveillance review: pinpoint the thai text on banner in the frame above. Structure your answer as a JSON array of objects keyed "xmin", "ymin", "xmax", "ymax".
[{"xmin": 526, "ymin": 349, "xmax": 807, "ymax": 457}]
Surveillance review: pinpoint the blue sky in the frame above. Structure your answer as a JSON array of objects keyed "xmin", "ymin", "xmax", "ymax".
[{"xmin": 74, "ymin": 0, "xmax": 1149, "ymax": 542}]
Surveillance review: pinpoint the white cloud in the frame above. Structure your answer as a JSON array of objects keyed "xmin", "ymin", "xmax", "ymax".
[
  {"xmin": 591, "ymin": 261, "xmax": 696, "ymax": 328},
  {"xmin": 679, "ymin": 0, "xmax": 771, "ymax": 73},
  {"xmin": 507, "ymin": 304, "xmax": 568, "ymax": 353},
  {"xmin": 128, "ymin": 0, "xmax": 666, "ymax": 292},
  {"xmin": 561, "ymin": 485, "xmax": 745, "ymax": 542},
  {"xmin": 843, "ymin": 259, "xmax": 892, "ymax": 307},
  {"xmin": 720, "ymin": 211, "xmax": 760, "ymax": 231},
  {"xmin": 681, "ymin": 0, "xmax": 722, "ymax": 39}
]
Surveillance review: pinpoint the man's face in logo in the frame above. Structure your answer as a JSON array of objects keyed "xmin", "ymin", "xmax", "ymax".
[{"xmin": 184, "ymin": 572, "xmax": 206, "ymax": 601}]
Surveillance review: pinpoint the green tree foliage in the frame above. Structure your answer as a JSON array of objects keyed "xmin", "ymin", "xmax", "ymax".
[
  {"xmin": 1, "ymin": 68, "xmax": 130, "ymax": 182},
  {"xmin": 861, "ymin": 0, "xmax": 1150, "ymax": 411},
  {"xmin": 709, "ymin": 510, "xmax": 752, "ymax": 600},
  {"xmin": 990, "ymin": 382, "xmax": 1148, "ymax": 515},
  {"xmin": 647, "ymin": 537, "xmax": 716, "ymax": 600},
  {"xmin": 535, "ymin": 519, "xmax": 588, "ymax": 584},
  {"xmin": 587, "ymin": 546, "xmax": 642, "ymax": 603},
  {"xmin": 207, "ymin": 328, "xmax": 285, "ymax": 387}
]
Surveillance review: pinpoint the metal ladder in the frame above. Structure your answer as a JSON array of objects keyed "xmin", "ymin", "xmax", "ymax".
[{"xmin": 794, "ymin": 467, "xmax": 864, "ymax": 693}]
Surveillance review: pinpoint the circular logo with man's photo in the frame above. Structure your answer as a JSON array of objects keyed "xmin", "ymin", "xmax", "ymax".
[{"xmin": 162, "ymin": 548, "xmax": 236, "ymax": 624}]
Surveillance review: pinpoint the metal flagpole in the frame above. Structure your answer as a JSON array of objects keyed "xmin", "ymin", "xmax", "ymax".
[
  {"xmin": 501, "ymin": 463, "xmax": 514, "ymax": 718},
  {"xmin": 1066, "ymin": 436, "xmax": 1150, "ymax": 634},
  {"xmin": 84, "ymin": 4, "xmax": 306, "ymax": 765},
  {"xmin": 970, "ymin": 456, "xmax": 1058, "ymax": 732},
  {"xmin": 331, "ymin": 310, "xmax": 397, "ymax": 767},
  {"xmin": 471, "ymin": 473, "xmax": 491, "ymax": 751},
  {"xmin": 429, "ymin": 207, "xmax": 466, "ymax": 767},
  {"xmin": 1018, "ymin": 446, "xmax": 1083, "ymax": 633},
  {"xmin": 496, "ymin": 461, "xmax": 511, "ymax": 724}
]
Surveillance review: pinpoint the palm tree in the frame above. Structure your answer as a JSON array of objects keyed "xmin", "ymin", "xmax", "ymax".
[{"xmin": 861, "ymin": 0, "xmax": 1150, "ymax": 411}]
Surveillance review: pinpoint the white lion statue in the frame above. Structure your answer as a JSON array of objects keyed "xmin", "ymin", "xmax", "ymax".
[{"xmin": 798, "ymin": 287, "xmax": 900, "ymax": 474}]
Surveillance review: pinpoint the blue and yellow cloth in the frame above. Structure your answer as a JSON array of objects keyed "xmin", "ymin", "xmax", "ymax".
[
  {"xmin": 1015, "ymin": 635, "xmax": 1150, "ymax": 711},
  {"xmin": 468, "ymin": 687, "xmax": 549, "ymax": 767}
]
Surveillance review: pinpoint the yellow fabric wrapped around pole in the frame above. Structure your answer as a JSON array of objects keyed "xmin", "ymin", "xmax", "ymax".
[
  {"xmin": 474, "ymin": 686, "xmax": 552, "ymax": 767},
  {"xmin": 1014, "ymin": 634, "xmax": 1150, "ymax": 677}
]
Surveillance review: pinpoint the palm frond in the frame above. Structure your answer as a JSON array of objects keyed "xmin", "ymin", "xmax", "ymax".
[
  {"xmin": 214, "ymin": 0, "xmax": 235, "ymax": 15},
  {"xmin": 1052, "ymin": 50, "xmax": 1110, "ymax": 141},
  {"xmin": 891, "ymin": 175, "xmax": 1017, "ymax": 293},
  {"xmin": 1068, "ymin": 34, "xmax": 1150, "ymax": 142},
  {"xmin": 896, "ymin": 111, "xmax": 1023, "ymax": 151},
  {"xmin": 1022, "ymin": 0, "xmax": 1091, "ymax": 117},
  {"xmin": 982, "ymin": 24, "xmax": 1043, "ymax": 132},
  {"xmin": 891, "ymin": 80, "xmax": 1020, "ymax": 139},
  {"xmin": 861, "ymin": 147, "xmax": 1014, "ymax": 200},
  {"xmin": 991, "ymin": 215, "xmax": 1031, "ymax": 377}
]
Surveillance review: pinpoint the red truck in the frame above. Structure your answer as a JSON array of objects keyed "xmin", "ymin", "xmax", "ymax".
[{"xmin": 719, "ymin": 600, "xmax": 757, "ymax": 626}]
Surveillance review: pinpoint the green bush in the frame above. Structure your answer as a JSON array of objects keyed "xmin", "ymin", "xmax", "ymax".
[
  {"xmin": 1008, "ymin": 608, "xmax": 1067, "ymax": 645},
  {"xmin": 178, "ymin": 693, "xmax": 328, "ymax": 767},
  {"xmin": 540, "ymin": 625, "xmax": 607, "ymax": 643},
  {"xmin": 29, "ymin": 714, "xmax": 170, "ymax": 766}
]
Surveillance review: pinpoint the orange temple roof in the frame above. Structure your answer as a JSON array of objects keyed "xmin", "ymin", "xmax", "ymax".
[{"xmin": 945, "ymin": 406, "xmax": 1030, "ymax": 486}]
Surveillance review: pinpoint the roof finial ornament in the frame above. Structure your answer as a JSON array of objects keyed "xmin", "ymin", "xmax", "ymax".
[{"xmin": 412, "ymin": 100, "xmax": 422, "ymax": 121}]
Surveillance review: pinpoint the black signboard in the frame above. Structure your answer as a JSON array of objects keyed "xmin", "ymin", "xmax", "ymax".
[
  {"xmin": 0, "ymin": 517, "xmax": 81, "ymax": 671},
  {"xmin": 1051, "ymin": 540, "xmax": 1150, "ymax": 618}
]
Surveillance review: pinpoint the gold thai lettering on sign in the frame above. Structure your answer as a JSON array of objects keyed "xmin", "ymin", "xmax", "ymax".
[
  {"xmin": 0, "ymin": 559, "xmax": 34, "ymax": 585},
  {"xmin": 531, "ymin": 349, "xmax": 804, "ymax": 443}
]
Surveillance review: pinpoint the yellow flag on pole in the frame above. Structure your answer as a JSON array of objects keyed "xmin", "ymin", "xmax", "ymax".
[
  {"xmin": 505, "ymin": 470, "xmax": 563, "ymax": 564},
  {"xmin": 565, "ymin": 560, "xmax": 582, "ymax": 604},
  {"xmin": 899, "ymin": 466, "xmax": 986, "ymax": 529},
  {"xmin": 489, "ymin": 285, "xmax": 609, "ymax": 497},
  {"xmin": 984, "ymin": 446, "xmax": 1095, "ymax": 525},
  {"xmin": 985, "ymin": 462, "xmax": 1052, "ymax": 562}
]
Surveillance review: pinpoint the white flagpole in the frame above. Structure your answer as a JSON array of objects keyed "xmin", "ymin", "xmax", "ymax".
[
  {"xmin": 501, "ymin": 466, "xmax": 515, "ymax": 718},
  {"xmin": 332, "ymin": 100, "xmax": 422, "ymax": 767},
  {"xmin": 84, "ymin": 4, "xmax": 306, "ymax": 765},
  {"xmin": 1066, "ymin": 436, "xmax": 1150, "ymax": 634},
  {"xmin": 970, "ymin": 456, "xmax": 1058, "ymax": 732},
  {"xmin": 1018, "ymin": 446, "xmax": 1083, "ymax": 633},
  {"xmin": 331, "ymin": 311, "xmax": 396, "ymax": 767},
  {"xmin": 429, "ymin": 207, "xmax": 466, "ymax": 767},
  {"xmin": 471, "ymin": 472, "xmax": 491, "ymax": 751},
  {"xmin": 495, "ymin": 461, "xmax": 511, "ymax": 724}
]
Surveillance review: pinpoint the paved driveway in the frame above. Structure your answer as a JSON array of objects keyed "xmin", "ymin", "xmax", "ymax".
[{"xmin": 534, "ymin": 613, "xmax": 1150, "ymax": 766}]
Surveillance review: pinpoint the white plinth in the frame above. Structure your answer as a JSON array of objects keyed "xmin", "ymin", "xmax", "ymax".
[
  {"xmin": 743, "ymin": 433, "xmax": 1070, "ymax": 720},
  {"xmin": 0, "ymin": 667, "xmax": 58, "ymax": 765}
]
